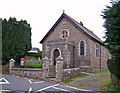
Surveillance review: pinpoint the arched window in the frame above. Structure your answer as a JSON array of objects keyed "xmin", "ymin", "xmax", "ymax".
[
  {"xmin": 96, "ymin": 44, "xmax": 100, "ymax": 57},
  {"xmin": 80, "ymin": 41, "xmax": 85, "ymax": 55}
]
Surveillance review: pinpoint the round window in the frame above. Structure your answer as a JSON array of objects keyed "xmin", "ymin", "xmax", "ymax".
[{"xmin": 60, "ymin": 30, "xmax": 69, "ymax": 39}]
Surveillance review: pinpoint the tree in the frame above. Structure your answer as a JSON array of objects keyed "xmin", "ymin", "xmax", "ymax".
[
  {"xmin": 102, "ymin": 1, "xmax": 120, "ymax": 58},
  {"xmin": 112, "ymin": 0, "xmax": 120, "ymax": 3},
  {"xmin": 102, "ymin": 1, "xmax": 120, "ymax": 88},
  {"xmin": 2, "ymin": 17, "xmax": 32, "ymax": 65}
]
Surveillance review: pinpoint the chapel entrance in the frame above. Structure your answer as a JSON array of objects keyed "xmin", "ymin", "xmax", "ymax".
[
  {"xmin": 48, "ymin": 49, "xmax": 60, "ymax": 78},
  {"xmin": 53, "ymin": 49, "xmax": 60, "ymax": 66}
]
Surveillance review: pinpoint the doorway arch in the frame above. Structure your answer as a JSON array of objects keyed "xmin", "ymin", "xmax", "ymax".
[
  {"xmin": 53, "ymin": 49, "xmax": 60, "ymax": 66},
  {"xmin": 51, "ymin": 48, "xmax": 61, "ymax": 66}
]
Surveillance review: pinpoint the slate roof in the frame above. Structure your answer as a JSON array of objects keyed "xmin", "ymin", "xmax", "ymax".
[
  {"xmin": 40, "ymin": 13, "xmax": 103, "ymax": 44},
  {"xmin": 28, "ymin": 47, "xmax": 39, "ymax": 53}
]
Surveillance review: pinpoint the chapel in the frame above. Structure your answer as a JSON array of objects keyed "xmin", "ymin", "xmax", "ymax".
[{"xmin": 40, "ymin": 12, "xmax": 111, "ymax": 74}]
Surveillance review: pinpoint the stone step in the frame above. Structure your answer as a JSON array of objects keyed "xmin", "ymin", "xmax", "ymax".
[
  {"xmin": 47, "ymin": 66, "xmax": 56, "ymax": 78},
  {"xmin": 49, "ymin": 69, "xmax": 55, "ymax": 71},
  {"xmin": 48, "ymin": 73, "xmax": 56, "ymax": 78}
]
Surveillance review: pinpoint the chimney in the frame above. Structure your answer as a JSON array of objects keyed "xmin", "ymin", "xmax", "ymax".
[
  {"xmin": 80, "ymin": 21, "xmax": 83, "ymax": 26},
  {"xmin": 63, "ymin": 10, "xmax": 65, "ymax": 13}
]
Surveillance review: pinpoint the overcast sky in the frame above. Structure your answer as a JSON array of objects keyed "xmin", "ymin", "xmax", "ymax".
[{"xmin": 1, "ymin": 0, "xmax": 112, "ymax": 50}]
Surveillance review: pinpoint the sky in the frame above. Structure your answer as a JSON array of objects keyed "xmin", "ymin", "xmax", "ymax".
[{"xmin": 0, "ymin": 0, "xmax": 112, "ymax": 50}]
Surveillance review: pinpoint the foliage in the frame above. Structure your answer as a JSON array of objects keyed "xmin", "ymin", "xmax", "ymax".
[
  {"xmin": 2, "ymin": 17, "xmax": 32, "ymax": 65},
  {"xmin": 107, "ymin": 58, "xmax": 120, "ymax": 78},
  {"xmin": 26, "ymin": 51, "xmax": 42, "ymax": 58},
  {"xmin": 2, "ymin": 64, "xmax": 9, "ymax": 74},
  {"xmin": 111, "ymin": 74, "xmax": 120, "ymax": 88},
  {"xmin": 102, "ymin": 1, "xmax": 120, "ymax": 58},
  {"xmin": 112, "ymin": 0, "xmax": 120, "ymax": 3},
  {"xmin": 99, "ymin": 78, "xmax": 120, "ymax": 92},
  {"xmin": 0, "ymin": 19, "xmax": 2, "ymax": 67},
  {"xmin": 102, "ymin": 1, "xmax": 120, "ymax": 88}
]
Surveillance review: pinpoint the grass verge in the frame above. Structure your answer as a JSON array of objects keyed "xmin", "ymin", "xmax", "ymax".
[
  {"xmin": 99, "ymin": 78, "xmax": 120, "ymax": 92},
  {"xmin": 63, "ymin": 70, "xmax": 120, "ymax": 92},
  {"xmin": 2, "ymin": 64, "xmax": 9, "ymax": 74},
  {"xmin": 75, "ymin": 83, "xmax": 88, "ymax": 89},
  {"xmin": 63, "ymin": 70, "xmax": 109, "ymax": 85},
  {"xmin": 90, "ymin": 70, "xmax": 109, "ymax": 74},
  {"xmin": 63, "ymin": 74, "xmax": 90, "ymax": 84}
]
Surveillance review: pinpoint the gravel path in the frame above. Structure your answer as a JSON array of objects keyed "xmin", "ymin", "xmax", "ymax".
[{"xmin": 69, "ymin": 72, "xmax": 110, "ymax": 91}]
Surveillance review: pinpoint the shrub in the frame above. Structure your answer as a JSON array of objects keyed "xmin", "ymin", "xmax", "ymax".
[
  {"xmin": 107, "ymin": 58, "xmax": 120, "ymax": 78},
  {"xmin": 107, "ymin": 58, "xmax": 120, "ymax": 88},
  {"xmin": 26, "ymin": 51, "xmax": 42, "ymax": 58}
]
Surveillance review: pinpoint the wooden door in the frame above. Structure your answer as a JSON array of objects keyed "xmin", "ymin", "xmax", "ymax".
[{"xmin": 53, "ymin": 49, "xmax": 60, "ymax": 66}]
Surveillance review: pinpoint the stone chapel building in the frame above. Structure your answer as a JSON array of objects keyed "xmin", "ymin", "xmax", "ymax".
[{"xmin": 40, "ymin": 12, "xmax": 111, "ymax": 76}]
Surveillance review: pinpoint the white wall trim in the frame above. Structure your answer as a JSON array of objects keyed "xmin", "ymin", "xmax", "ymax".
[
  {"xmin": 78, "ymin": 40, "xmax": 86, "ymax": 56},
  {"xmin": 50, "ymin": 48, "xmax": 61, "ymax": 65}
]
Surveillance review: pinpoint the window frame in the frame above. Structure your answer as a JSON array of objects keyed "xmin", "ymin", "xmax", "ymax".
[
  {"xmin": 79, "ymin": 40, "xmax": 86, "ymax": 56},
  {"xmin": 95, "ymin": 44, "xmax": 100, "ymax": 58},
  {"xmin": 60, "ymin": 29, "xmax": 69, "ymax": 39},
  {"xmin": 80, "ymin": 41, "xmax": 85, "ymax": 55}
]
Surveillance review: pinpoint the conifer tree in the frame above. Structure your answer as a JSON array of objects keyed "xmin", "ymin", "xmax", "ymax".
[
  {"xmin": 103, "ymin": 1, "xmax": 120, "ymax": 58},
  {"xmin": 2, "ymin": 17, "xmax": 32, "ymax": 65},
  {"xmin": 102, "ymin": 1, "xmax": 120, "ymax": 87}
]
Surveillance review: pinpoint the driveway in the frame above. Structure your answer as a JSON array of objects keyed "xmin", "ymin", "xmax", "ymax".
[{"xmin": 69, "ymin": 72, "xmax": 110, "ymax": 92}]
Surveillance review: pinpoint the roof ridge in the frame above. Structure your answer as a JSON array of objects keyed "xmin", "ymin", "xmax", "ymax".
[
  {"xmin": 63, "ymin": 13, "xmax": 102, "ymax": 42},
  {"xmin": 64, "ymin": 13, "xmax": 94, "ymax": 34},
  {"xmin": 63, "ymin": 13, "xmax": 81, "ymax": 25},
  {"xmin": 40, "ymin": 12, "xmax": 103, "ymax": 44}
]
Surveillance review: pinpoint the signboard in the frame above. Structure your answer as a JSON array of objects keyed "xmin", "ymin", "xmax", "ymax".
[
  {"xmin": 20, "ymin": 58, "xmax": 25, "ymax": 66},
  {"xmin": 21, "ymin": 61, "xmax": 24, "ymax": 66}
]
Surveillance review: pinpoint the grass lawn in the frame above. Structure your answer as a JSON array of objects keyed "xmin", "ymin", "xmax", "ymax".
[
  {"xmin": 24, "ymin": 60, "xmax": 42, "ymax": 69},
  {"xmin": 2, "ymin": 60, "xmax": 42, "ymax": 74}
]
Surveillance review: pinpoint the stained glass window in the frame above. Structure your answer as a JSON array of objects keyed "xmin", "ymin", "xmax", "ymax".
[{"xmin": 61, "ymin": 30, "xmax": 68, "ymax": 39}]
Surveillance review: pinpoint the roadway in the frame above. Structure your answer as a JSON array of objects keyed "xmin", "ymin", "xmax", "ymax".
[{"xmin": 0, "ymin": 74, "xmax": 102, "ymax": 93}]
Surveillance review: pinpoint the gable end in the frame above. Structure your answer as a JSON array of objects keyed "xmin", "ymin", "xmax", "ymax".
[{"xmin": 40, "ymin": 13, "xmax": 103, "ymax": 45}]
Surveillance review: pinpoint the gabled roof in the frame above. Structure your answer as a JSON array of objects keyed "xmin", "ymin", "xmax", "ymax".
[
  {"xmin": 40, "ymin": 13, "xmax": 103, "ymax": 44},
  {"xmin": 28, "ymin": 47, "xmax": 39, "ymax": 53}
]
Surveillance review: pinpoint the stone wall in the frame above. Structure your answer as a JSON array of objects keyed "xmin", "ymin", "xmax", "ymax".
[
  {"xmin": 62, "ymin": 66, "xmax": 108, "ymax": 81},
  {"xmin": 10, "ymin": 66, "xmax": 108, "ymax": 82},
  {"xmin": 10, "ymin": 57, "xmax": 108, "ymax": 82},
  {"xmin": 79, "ymin": 65, "xmax": 108, "ymax": 73},
  {"xmin": 63, "ymin": 68, "xmax": 81, "ymax": 81},
  {"xmin": 10, "ymin": 68, "xmax": 42, "ymax": 79}
]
